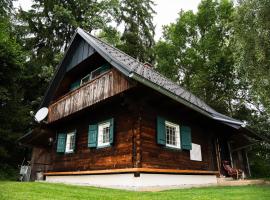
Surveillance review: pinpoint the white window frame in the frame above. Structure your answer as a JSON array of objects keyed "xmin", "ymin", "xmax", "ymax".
[
  {"xmin": 65, "ymin": 131, "xmax": 76, "ymax": 153},
  {"xmin": 97, "ymin": 121, "xmax": 111, "ymax": 148},
  {"xmin": 165, "ymin": 121, "xmax": 181, "ymax": 149}
]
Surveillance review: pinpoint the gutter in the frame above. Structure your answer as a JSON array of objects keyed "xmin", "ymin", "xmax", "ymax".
[{"xmin": 129, "ymin": 72, "xmax": 244, "ymax": 126}]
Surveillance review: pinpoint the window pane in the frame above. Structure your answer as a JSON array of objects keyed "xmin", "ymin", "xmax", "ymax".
[
  {"xmin": 165, "ymin": 121, "xmax": 180, "ymax": 148},
  {"xmin": 98, "ymin": 122, "xmax": 110, "ymax": 147}
]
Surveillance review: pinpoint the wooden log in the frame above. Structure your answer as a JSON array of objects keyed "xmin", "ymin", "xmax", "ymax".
[{"xmin": 44, "ymin": 168, "xmax": 219, "ymax": 176}]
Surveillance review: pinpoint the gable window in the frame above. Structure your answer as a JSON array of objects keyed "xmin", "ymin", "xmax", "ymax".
[
  {"xmin": 165, "ymin": 121, "xmax": 180, "ymax": 149},
  {"xmin": 88, "ymin": 118, "xmax": 114, "ymax": 148},
  {"xmin": 56, "ymin": 130, "xmax": 76, "ymax": 153},
  {"xmin": 91, "ymin": 64, "xmax": 110, "ymax": 79},
  {"xmin": 80, "ymin": 74, "xmax": 90, "ymax": 86},
  {"xmin": 157, "ymin": 116, "xmax": 192, "ymax": 150},
  {"xmin": 70, "ymin": 64, "xmax": 111, "ymax": 91}
]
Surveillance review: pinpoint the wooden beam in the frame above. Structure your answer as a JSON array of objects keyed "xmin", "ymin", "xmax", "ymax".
[{"xmin": 44, "ymin": 168, "xmax": 219, "ymax": 176}]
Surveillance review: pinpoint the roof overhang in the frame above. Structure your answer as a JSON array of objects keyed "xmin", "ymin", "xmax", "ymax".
[{"xmin": 129, "ymin": 72, "xmax": 244, "ymax": 126}]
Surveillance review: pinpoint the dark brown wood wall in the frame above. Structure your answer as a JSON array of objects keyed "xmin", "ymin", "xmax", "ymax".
[
  {"xmin": 48, "ymin": 98, "xmax": 136, "ymax": 172},
  {"xmin": 34, "ymin": 85, "xmax": 223, "ymax": 173},
  {"xmin": 140, "ymin": 109, "xmax": 216, "ymax": 171},
  {"xmin": 133, "ymin": 86, "xmax": 218, "ymax": 171}
]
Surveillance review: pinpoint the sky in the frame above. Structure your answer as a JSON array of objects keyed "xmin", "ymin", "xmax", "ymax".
[{"xmin": 14, "ymin": 0, "xmax": 201, "ymax": 40}]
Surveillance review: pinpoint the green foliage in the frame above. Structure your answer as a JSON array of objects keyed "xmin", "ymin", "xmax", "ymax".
[
  {"xmin": 0, "ymin": 0, "xmax": 13, "ymax": 17},
  {"xmin": 233, "ymin": 0, "xmax": 270, "ymax": 173},
  {"xmin": 0, "ymin": 164, "xmax": 17, "ymax": 180},
  {"xmin": 0, "ymin": 182, "xmax": 270, "ymax": 200},
  {"xmin": 155, "ymin": 0, "xmax": 238, "ymax": 115},
  {"xmin": 17, "ymin": 0, "xmax": 118, "ymax": 68},
  {"xmin": 118, "ymin": 0, "xmax": 156, "ymax": 63},
  {"xmin": 98, "ymin": 26, "xmax": 122, "ymax": 47},
  {"xmin": 0, "ymin": 16, "xmax": 30, "ymax": 168}
]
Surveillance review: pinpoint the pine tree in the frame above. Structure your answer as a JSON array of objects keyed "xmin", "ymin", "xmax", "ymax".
[
  {"xmin": 17, "ymin": 0, "xmax": 118, "ymax": 69},
  {"xmin": 118, "ymin": 0, "xmax": 156, "ymax": 63}
]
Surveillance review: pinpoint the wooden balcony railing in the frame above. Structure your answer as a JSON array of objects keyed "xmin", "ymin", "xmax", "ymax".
[{"xmin": 48, "ymin": 69, "xmax": 132, "ymax": 123}]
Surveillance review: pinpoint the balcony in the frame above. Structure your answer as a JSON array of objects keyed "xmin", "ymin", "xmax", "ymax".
[{"xmin": 48, "ymin": 69, "xmax": 131, "ymax": 123}]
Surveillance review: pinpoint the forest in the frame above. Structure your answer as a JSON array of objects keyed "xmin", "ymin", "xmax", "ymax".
[{"xmin": 0, "ymin": 0, "xmax": 269, "ymax": 179}]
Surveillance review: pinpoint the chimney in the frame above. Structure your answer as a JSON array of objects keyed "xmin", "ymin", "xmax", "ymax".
[{"xmin": 144, "ymin": 62, "xmax": 153, "ymax": 68}]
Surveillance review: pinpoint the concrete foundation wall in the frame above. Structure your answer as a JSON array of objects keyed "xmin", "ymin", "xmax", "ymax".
[{"xmin": 45, "ymin": 173, "xmax": 217, "ymax": 190}]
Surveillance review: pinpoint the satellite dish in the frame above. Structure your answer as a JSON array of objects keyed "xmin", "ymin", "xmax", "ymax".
[{"xmin": 34, "ymin": 107, "xmax": 48, "ymax": 122}]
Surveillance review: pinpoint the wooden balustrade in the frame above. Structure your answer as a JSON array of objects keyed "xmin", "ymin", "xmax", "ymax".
[{"xmin": 48, "ymin": 69, "xmax": 131, "ymax": 123}]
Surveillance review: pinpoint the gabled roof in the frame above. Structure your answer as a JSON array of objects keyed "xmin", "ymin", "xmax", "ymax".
[{"xmin": 41, "ymin": 28, "xmax": 244, "ymax": 126}]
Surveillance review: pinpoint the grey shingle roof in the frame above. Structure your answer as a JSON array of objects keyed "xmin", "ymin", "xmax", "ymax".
[{"xmin": 78, "ymin": 28, "xmax": 243, "ymax": 125}]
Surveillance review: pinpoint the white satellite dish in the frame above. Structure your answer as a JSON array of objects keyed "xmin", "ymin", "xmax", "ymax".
[{"xmin": 34, "ymin": 107, "xmax": 48, "ymax": 122}]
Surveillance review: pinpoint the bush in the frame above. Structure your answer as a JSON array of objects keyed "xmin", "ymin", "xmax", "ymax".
[{"xmin": 0, "ymin": 164, "xmax": 18, "ymax": 180}]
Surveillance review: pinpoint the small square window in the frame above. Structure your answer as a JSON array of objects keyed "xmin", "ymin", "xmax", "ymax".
[
  {"xmin": 97, "ymin": 122, "xmax": 110, "ymax": 147},
  {"xmin": 165, "ymin": 121, "xmax": 180, "ymax": 149},
  {"xmin": 65, "ymin": 131, "xmax": 76, "ymax": 153}
]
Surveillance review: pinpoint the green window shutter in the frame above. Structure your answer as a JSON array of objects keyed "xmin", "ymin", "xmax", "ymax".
[
  {"xmin": 57, "ymin": 133, "xmax": 66, "ymax": 153},
  {"xmin": 88, "ymin": 124, "xmax": 98, "ymax": 148},
  {"xmin": 109, "ymin": 118, "xmax": 114, "ymax": 144},
  {"xmin": 180, "ymin": 126, "xmax": 192, "ymax": 150},
  {"xmin": 70, "ymin": 80, "xmax": 80, "ymax": 91},
  {"xmin": 157, "ymin": 116, "xmax": 166, "ymax": 145},
  {"xmin": 73, "ymin": 130, "xmax": 77, "ymax": 151}
]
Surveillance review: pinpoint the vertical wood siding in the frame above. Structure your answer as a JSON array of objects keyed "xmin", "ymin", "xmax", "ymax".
[{"xmin": 48, "ymin": 69, "xmax": 131, "ymax": 122}]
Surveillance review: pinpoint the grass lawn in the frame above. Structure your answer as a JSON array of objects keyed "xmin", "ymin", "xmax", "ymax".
[{"xmin": 0, "ymin": 181, "xmax": 270, "ymax": 200}]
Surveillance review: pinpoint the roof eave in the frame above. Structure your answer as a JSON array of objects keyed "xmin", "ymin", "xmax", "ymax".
[{"xmin": 129, "ymin": 72, "xmax": 244, "ymax": 126}]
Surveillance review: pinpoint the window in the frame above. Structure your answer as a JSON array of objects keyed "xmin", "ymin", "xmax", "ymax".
[
  {"xmin": 70, "ymin": 64, "xmax": 110, "ymax": 91},
  {"xmin": 165, "ymin": 121, "xmax": 181, "ymax": 149},
  {"xmin": 65, "ymin": 131, "xmax": 76, "ymax": 153},
  {"xmin": 80, "ymin": 74, "xmax": 90, "ymax": 85},
  {"xmin": 56, "ymin": 130, "xmax": 77, "ymax": 153},
  {"xmin": 97, "ymin": 122, "xmax": 111, "ymax": 147},
  {"xmin": 88, "ymin": 118, "xmax": 114, "ymax": 148},
  {"xmin": 91, "ymin": 64, "xmax": 110, "ymax": 79},
  {"xmin": 157, "ymin": 116, "xmax": 192, "ymax": 150}
]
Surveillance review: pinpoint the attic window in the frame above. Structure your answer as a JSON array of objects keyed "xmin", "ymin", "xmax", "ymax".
[
  {"xmin": 81, "ymin": 74, "xmax": 90, "ymax": 86},
  {"xmin": 69, "ymin": 64, "xmax": 110, "ymax": 91},
  {"xmin": 91, "ymin": 64, "xmax": 110, "ymax": 79}
]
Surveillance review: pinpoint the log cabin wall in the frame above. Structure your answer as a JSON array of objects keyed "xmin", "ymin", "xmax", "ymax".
[
  {"xmin": 133, "ymin": 86, "xmax": 218, "ymax": 172},
  {"xmin": 38, "ymin": 84, "xmax": 224, "ymax": 173},
  {"xmin": 47, "ymin": 96, "xmax": 137, "ymax": 172},
  {"xmin": 30, "ymin": 147, "xmax": 52, "ymax": 180}
]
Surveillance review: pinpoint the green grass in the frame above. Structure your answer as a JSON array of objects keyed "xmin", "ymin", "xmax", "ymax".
[{"xmin": 0, "ymin": 181, "xmax": 270, "ymax": 200}]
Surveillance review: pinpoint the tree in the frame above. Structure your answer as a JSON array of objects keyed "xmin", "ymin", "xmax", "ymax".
[
  {"xmin": 118, "ymin": 0, "xmax": 156, "ymax": 63},
  {"xmin": 0, "ymin": 0, "xmax": 12, "ymax": 17},
  {"xmin": 17, "ymin": 0, "xmax": 118, "ymax": 69},
  {"xmin": 234, "ymin": 0, "xmax": 270, "ymax": 177},
  {"xmin": 155, "ymin": 0, "xmax": 239, "ymax": 115},
  {"xmin": 0, "ymin": 6, "xmax": 30, "ymax": 176}
]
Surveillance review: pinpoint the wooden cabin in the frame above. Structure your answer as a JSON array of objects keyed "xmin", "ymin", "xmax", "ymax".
[{"xmin": 19, "ymin": 28, "xmax": 261, "ymax": 189}]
